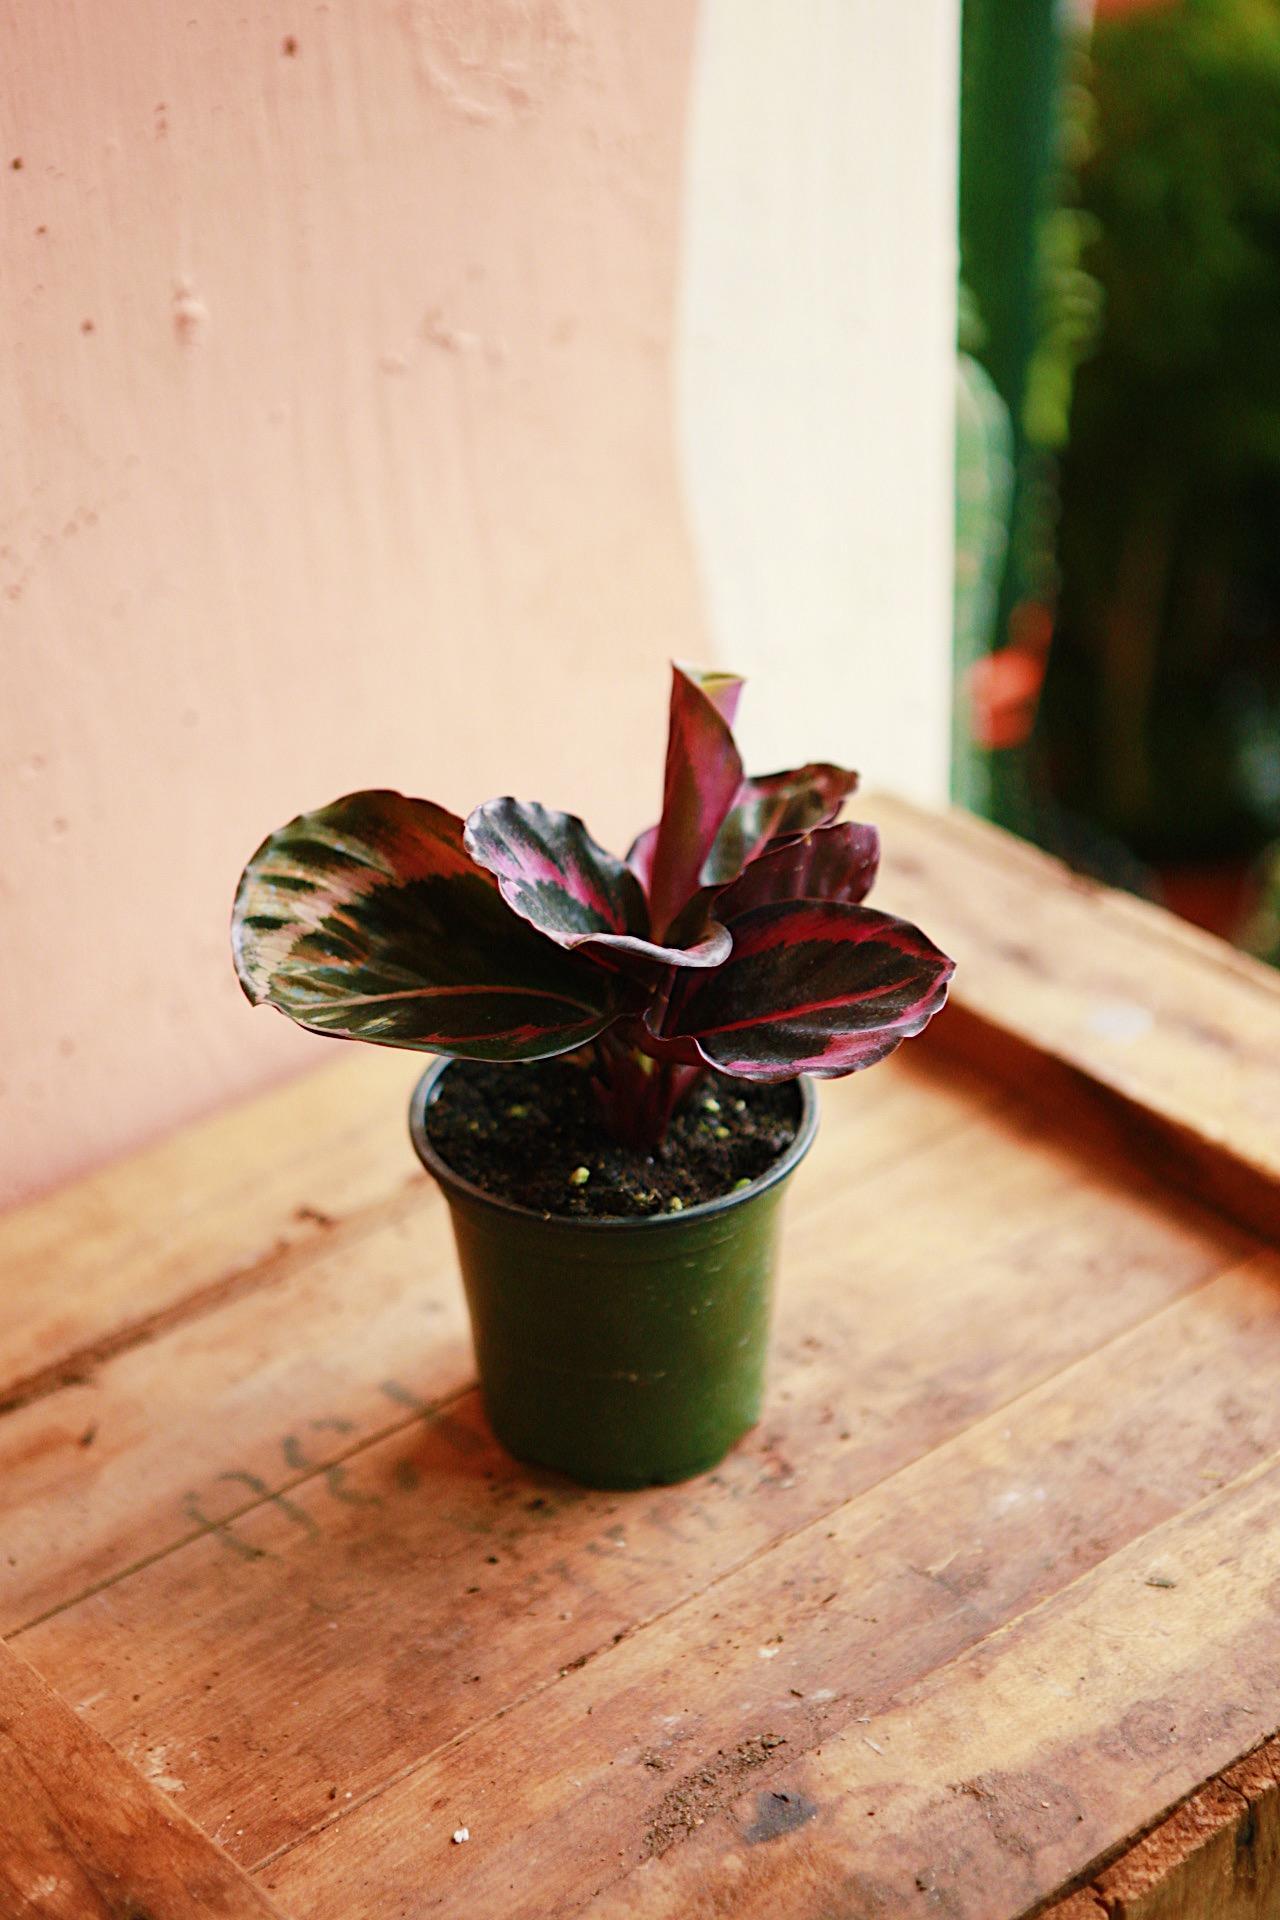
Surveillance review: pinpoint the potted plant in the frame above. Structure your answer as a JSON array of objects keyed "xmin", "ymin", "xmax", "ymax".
[{"xmin": 231, "ymin": 665, "xmax": 954, "ymax": 1488}]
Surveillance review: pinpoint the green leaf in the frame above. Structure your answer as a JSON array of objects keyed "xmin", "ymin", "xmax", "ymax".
[{"xmin": 232, "ymin": 791, "xmax": 620, "ymax": 1061}]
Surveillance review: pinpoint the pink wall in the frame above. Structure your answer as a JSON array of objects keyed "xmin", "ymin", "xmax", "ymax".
[{"xmin": 1, "ymin": 2, "xmax": 705, "ymax": 1207}]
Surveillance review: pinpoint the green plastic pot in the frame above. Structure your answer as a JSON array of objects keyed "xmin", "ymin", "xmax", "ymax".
[{"xmin": 408, "ymin": 1061, "xmax": 819, "ymax": 1490}]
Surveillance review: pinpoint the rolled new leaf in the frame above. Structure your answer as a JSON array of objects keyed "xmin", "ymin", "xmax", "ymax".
[
  {"xmin": 714, "ymin": 821, "xmax": 880, "ymax": 919},
  {"xmin": 657, "ymin": 900, "xmax": 954, "ymax": 1080},
  {"xmin": 233, "ymin": 790, "xmax": 620, "ymax": 1061},
  {"xmin": 641, "ymin": 759, "xmax": 862, "ymax": 947},
  {"xmin": 644, "ymin": 664, "xmax": 745, "ymax": 940},
  {"xmin": 465, "ymin": 797, "xmax": 730, "ymax": 971}
]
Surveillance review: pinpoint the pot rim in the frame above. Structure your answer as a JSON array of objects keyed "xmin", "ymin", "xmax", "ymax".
[{"xmin": 408, "ymin": 1056, "xmax": 819, "ymax": 1233}]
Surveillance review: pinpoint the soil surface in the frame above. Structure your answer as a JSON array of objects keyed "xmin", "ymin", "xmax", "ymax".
[{"xmin": 423, "ymin": 1058, "xmax": 801, "ymax": 1219}]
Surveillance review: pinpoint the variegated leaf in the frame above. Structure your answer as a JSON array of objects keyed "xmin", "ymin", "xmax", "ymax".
[
  {"xmin": 463, "ymin": 798, "xmax": 731, "ymax": 972},
  {"xmin": 656, "ymin": 900, "xmax": 954, "ymax": 1081},
  {"xmin": 714, "ymin": 821, "xmax": 880, "ymax": 919},
  {"xmin": 465, "ymin": 797, "xmax": 647, "ymax": 944},
  {"xmin": 582, "ymin": 921, "xmax": 733, "ymax": 972},
  {"xmin": 702, "ymin": 762, "xmax": 860, "ymax": 886},
  {"xmin": 232, "ymin": 790, "xmax": 620, "ymax": 1061}
]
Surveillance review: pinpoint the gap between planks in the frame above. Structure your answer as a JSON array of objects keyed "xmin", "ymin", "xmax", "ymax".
[
  {"xmin": 14, "ymin": 1075, "xmax": 1258, "ymax": 1881},
  {"xmin": 0, "ymin": 1638, "xmax": 293, "ymax": 1920},
  {"xmin": 9, "ymin": 1379, "xmax": 473, "ymax": 1637},
  {"xmin": 0, "ymin": 1174, "xmax": 431, "ymax": 1420},
  {"xmin": 869, "ymin": 796, "xmax": 1280, "ymax": 1245},
  {"xmin": 4, "ymin": 1055, "xmax": 1016, "ymax": 1639},
  {"xmin": 0, "ymin": 1047, "xmax": 425, "ymax": 1415},
  {"xmin": 244, "ymin": 1243, "xmax": 1280, "ymax": 1885},
  {"xmin": 374, "ymin": 1447, "xmax": 1280, "ymax": 1920}
]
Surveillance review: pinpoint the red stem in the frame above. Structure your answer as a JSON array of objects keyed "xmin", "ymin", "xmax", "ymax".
[{"xmin": 589, "ymin": 1025, "xmax": 705, "ymax": 1151}]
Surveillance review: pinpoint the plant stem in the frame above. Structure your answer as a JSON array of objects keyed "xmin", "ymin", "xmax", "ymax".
[{"xmin": 588, "ymin": 1027, "xmax": 705, "ymax": 1151}]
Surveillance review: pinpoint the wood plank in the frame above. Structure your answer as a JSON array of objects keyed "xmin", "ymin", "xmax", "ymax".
[
  {"xmin": 1045, "ymin": 1736, "xmax": 1280, "ymax": 1920},
  {"xmin": 0, "ymin": 1053, "xmax": 994, "ymax": 1634},
  {"xmin": 0, "ymin": 1639, "xmax": 289, "ymax": 1919},
  {"xmin": 21, "ymin": 1218, "xmax": 1265, "ymax": 1887},
  {"xmin": 0, "ymin": 1049, "xmax": 422, "ymax": 1411},
  {"xmin": 0, "ymin": 1186, "xmax": 469, "ymax": 1635},
  {"xmin": 5, "ymin": 804, "xmax": 1278, "ymax": 1918},
  {"xmin": 255, "ymin": 1320, "xmax": 1280, "ymax": 1918},
  {"xmin": 866, "ymin": 797, "xmax": 1280, "ymax": 1239},
  {"xmin": 579, "ymin": 1455, "xmax": 1280, "ymax": 1920}
]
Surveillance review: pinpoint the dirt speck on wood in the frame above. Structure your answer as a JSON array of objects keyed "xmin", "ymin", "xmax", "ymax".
[{"xmin": 644, "ymin": 1735, "xmax": 789, "ymax": 1857}]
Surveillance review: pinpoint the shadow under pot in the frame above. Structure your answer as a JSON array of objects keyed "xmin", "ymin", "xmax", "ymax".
[{"xmin": 408, "ymin": 1058, "xmax": 819, "ymax": 1491}]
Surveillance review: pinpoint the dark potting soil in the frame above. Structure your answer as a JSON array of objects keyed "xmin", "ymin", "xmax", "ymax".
[{"xmin": 423, "ymin": 1058, "xmax": 801, "ymax": 1219}]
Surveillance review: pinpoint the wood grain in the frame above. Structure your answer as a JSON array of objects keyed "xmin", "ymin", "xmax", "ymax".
[
  {"xmin": 0, "ymin": 1048, "xmax": 422, "ymax": 1411},
  {"xmin": 868, "ymin": 797, "xmax": 1280, "ymax": 1240},
  {"xmin": 14, "ymin": 1071, "xmax": 1249, "ymax": 1876},
  {"xmin": 1046, "ymin": 1736, "xmax": 1280, "ymax": 1920},
  {"xmin": 253, "ymin": 1253, "xmax": 1280, "ymax": 1916},
  {"xmin": 0, "ymin": 1639, "xmax": 289, "ymax": 1919},
  {"xmin": 0, "ymin": 1052, "xmax": 993, "ymax": 1635},
  {"xmin": 5, "ymin": 805, "xmax": 1280, "ymax": 1918},
  {"xmin": 576, "ymin": 1455, "xmax": 1280, "ymax": 1920}
]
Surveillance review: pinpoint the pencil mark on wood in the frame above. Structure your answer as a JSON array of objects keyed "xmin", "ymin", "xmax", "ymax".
[
  {"xmin": 217, "ymin": 1470, "xmax": 320, "ymax": 1537},
  {"xmin": 323, "ymin": 1463, "xmax": 382, "ymax": 1508},
  {"xmin": 380, "ymin": 1378, "xmax": 436, "ymax": 1416},
  {"xmin": 180, "ymin": 1493, "xmax": 267, "ymax": 1562}
]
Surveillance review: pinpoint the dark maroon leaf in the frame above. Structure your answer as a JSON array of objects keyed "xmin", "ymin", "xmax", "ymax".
[
  {"xmin": 465, "ymin": 797, "xmax": 730, "ymax": 972},
  {"xmin": 656, "ymin": 899, "xmax": 954, "ymax": 1080},
  {"xmin": 715, "ymin": 821, "xmax": 880, "ymax": 919},
  {"xmin": 702, "ymin": 762, "xmax": 860, "ymax": 886},
  {"xmin": 232, "ymin": 791, "xmax": 620, "ymax": 1061}
]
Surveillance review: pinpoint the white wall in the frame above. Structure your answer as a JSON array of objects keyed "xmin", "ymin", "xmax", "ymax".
[{"xmin": 678, "ymin": 0, "xmax": 960, "ymax": 804}]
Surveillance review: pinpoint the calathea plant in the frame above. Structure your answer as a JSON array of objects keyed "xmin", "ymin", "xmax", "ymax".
[{"xmin": 232, "ymin": 665, "xmax": 954, "ymax": 1150}]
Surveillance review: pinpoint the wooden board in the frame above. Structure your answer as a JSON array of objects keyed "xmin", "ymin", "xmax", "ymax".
[
  {"xmin": 3, "ymin": 802, "xmax": 1280, "ymax": 1919},
  {"xmin": 865, "ymin": 796, "xmax": 1280, "ymax": 1240},
  {"xmin": 0, "ymin": 1639, "xmax": 287, "ymax": 1918},
  {"xmin": 1049, "ymin": 1735, "xmax": 1280, "ymax": 1920},
  {"xmin": 0, "ymin": 1048, "xmax": 422, "ymax": 1412}
]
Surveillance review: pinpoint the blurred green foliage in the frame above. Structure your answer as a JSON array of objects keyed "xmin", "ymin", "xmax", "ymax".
[
  {"xmin": 1043, "ymin": 0, "xmax": 1280, "ymax": 862},
  {"xmin": 954, "ymin": 287, "xmax": 1015, "ymax": 819},
  {"xmin": 955, "ymin": 0, "xmax": 1100, "ymax": 831}
]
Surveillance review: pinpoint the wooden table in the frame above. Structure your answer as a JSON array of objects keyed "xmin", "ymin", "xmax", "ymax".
[{"xmin": 4, "ymin": 800, "xmax": 1280, "ymax": 1920}]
